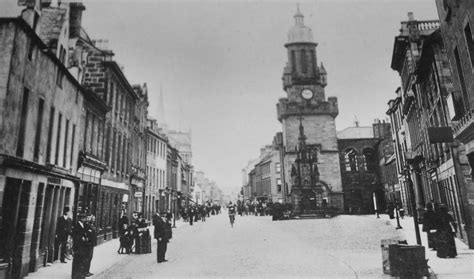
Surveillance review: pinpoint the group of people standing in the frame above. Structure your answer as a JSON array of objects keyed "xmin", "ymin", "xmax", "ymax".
[
  {"xmin": 422, "ymin": 203, "xmax": 458, "ymax": 258},
  {"xmin": 117, "ymin": 211, "xmax": 150, "ymax": 254},
  {"xmin": 53, "ymin": 206, "xmax": 97, "ymax": 279},
  {"xmin": 70, "ymin": 211, "xmax": 97, "ymax": 279},
  {"xmin": 182, "ymin": 203, "xmax": 222, "ymax": 226}
]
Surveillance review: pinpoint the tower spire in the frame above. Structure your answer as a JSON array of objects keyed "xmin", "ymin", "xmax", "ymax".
[
  {"xmin": 294, "ymin": 2, "xmax": 304, "ymax": 26},
  {"xmin": 298, "ymin": 114, "xmax": 307, "ymax": 151},
  {"xmin": 158, "ymin": 84, "xmax": 166, "ymax": 126}
]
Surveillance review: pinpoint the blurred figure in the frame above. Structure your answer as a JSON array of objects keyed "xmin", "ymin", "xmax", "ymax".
[{"xmin": 422, "ymin": 203, "xmax": 437, "ymax": 250}]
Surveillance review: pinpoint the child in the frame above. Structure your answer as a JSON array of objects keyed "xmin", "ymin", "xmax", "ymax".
[{"xmin": 117, "ymin": 224, "xmax": 133, "ymax": 254}]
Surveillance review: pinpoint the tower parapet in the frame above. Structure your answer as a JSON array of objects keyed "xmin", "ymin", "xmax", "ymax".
[{"xmin": 277, "ymin": 97, "xmax": 338, "ymax": 122}]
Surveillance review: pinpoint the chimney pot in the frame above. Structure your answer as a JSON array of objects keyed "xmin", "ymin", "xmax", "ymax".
[{"xmin": 408, "ymin": 12, "xmax": 415, "ymax": 21}]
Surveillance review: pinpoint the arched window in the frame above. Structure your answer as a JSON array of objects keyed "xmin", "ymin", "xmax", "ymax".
[
  {"xmin": 344, "ymin": 148, "xmax": 358, "ymax": 172},
  {"xmin": 291, "ymin": 50, "xmax": 297, "ymax": 73},
  {"xmin": 301, "ymin": 49, "xmax": 307, "ymax": 73},
  {"xmin": 362, "ymin": 148, "xmax": 377, "ymax": 172}
]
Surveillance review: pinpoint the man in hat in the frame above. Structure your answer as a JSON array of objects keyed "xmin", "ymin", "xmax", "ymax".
[
  {"xmin": 154, "ymin": 212, "xmax": 171, "ymax": 263},
  {"xmin": 71, "ymin": 213, "xmax": 90, "ymax": 278},
  {"xmin": 84, "ymin": 214, "xmax": 97, "ymax": 277},
  {"xmin": 55, "ymin": 206, "xmax": 72, "ymax": 263}
]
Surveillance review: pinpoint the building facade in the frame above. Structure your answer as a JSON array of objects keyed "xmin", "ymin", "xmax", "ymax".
[
  {"xmin": 80, "ymin": 36, "xmax": 138, "ymax": 241},
  {"xmin": 244, "ymin": 146, "xmax": 283, "ymax": 203},
  {"xmin": 389, "ymin": 12, "xmax": 473, "ymax": 247},
  {"xmin": 435, "ymin": 0, "xmax": 474, "ymax": 248},
  {"xmin": 145, "ymin": 118, "xmax": 168, "ymax": 219},
  {"xmin": 337, "ymin": 122, "xmax": 390, "ymax": 214},
  {"xmin": 276, "ymin": 7, "xmax": 343, "ymax": 215},
  {"xmin": 0, "ymin": 9, "xmax": 86, "ymax": 278}
]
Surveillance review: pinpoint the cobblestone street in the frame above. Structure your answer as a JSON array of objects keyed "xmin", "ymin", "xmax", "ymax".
[{"xmin": 94, "ymin": 214, "xmax": 402, "ymax": 278}]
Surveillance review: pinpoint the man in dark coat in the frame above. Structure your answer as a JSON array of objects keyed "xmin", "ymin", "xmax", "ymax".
[
  {"xmin": 55, "ymin": 207, "xmax": 72, "ymax": 263},
  {"xmin": 83, "ymin": 215, "xmax": 97, "ymax": 277},
  {"xmin": 71, "ymin": 213, "xmax": 90, "ymax": 279},
  {"xmin": 188, "ymin": 207, "xmax": 195, "ymax": 226},
  {"xmin": 154, "ymin": 212, "xmax": 171, "ymax": 263},
  {"xmin": 422, "ymin": 203, "xmax": 437, "ymax": 250}
]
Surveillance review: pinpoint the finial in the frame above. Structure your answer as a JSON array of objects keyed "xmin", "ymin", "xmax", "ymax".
[
  {"xmin": 354, "ymin": 115, "xmax": 359, "ymax": 127},
  {"xmin": 294, "ymin": 2, "xmax": 304, "ymax": 26}
]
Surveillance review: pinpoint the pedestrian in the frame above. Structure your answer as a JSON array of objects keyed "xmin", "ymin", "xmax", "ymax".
[
  {"xmin": 154, "ymin": 212, "xmax": 172, "ymax": 263},
  {"xmin": 134, "ymin": 213, "xmax": 149, "ymax": 254},
  {"xmin": 84, "ymin": 214, "xmax": 97, "ymax": 277},
  {"xmin": 189, "ymin": 206, "xmax": 195, "ymax": 225},
  {"xmin": 55, "ymin": 206, "xmax": 72, "ymax": 263},
  {"xmin": 118, "ymin": 209, "xmax": 129, "ymax": 237},
  {"xmin": 71, "ymin": 213, "xmax": 90, "ymax": 279},
  {"xmin": 422, "ymin": 203, "xmax": 437, "ymax": 250},
  {"xmin": 386, "ymin": 202, "xmax": 395, "ymax": 219},
  {"xmin": 118, "ymin": 223, "xmax": 132, "ymax": 254},
  {"xmin": 201, "ymin": 206, "xmax": 206, "ymax": 222},
  {"xmin": 434, "ymin": 204, "xmax": 457, "ymax": 258}
]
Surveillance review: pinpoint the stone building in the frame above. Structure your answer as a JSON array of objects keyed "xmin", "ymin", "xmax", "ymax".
[
  {"xmin": 0, "ymin": 6, "xmax": 88, "ymax": 278},
  {"xmin": 180, "ymin": 161, "xmax": 193, "ymax": 209},
  {"xmin": 435, "ymin": 0, "xmax": 474, "ymax": 248},
  {"xmin": 79, "ymin": 29, "xmax": 148, "ymax": 238},
  {"xmin": 337, "ymin": 121, "xmax": 390, "ymax": 214},
  {"xmin": 131, "ymin": 84, "xmax": 148, "ymax": 214},
  {"xmin": 276, "ymin": 6, "xmax": 343, "ymax": 215},
  {"xmin": 166, "ymin": 144, "xmax": 180, "ymax": 215},
  {"xmin": 244, "ymin": 145, "xmax": 283, "ymax": 203},
  {"xmin": 242, "ymin": 157, "xmax": 261, "ymax": 202},
  {"xmin": 389, "ymin": 12, "xmax": 473, "ymax": 247},
  {"xmin": 167, "ymin": 129, "xmax": 192, "ymax": 164},
  {"xmin": 145, "ymin": 118, "xmax": 168, "ymax": 219}
]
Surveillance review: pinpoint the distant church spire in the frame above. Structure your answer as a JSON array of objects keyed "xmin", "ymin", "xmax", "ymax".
[{"xmin": 158, "ymin": 84, "xmax": 166, "ymax": 125}]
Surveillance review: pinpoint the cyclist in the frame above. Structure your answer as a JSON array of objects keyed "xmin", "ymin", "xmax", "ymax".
[{"xmin": 228, "ymin": 202, "xmax": 236, "ymax": 228}]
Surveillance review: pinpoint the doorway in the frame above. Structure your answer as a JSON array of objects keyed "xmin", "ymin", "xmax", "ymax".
[{"xmin": 0, "ymin": 178, "xmax": 32, "ymax": 278}]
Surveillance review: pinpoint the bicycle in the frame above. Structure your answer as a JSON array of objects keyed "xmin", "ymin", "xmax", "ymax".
[{"xmin": 229, "ymin": 214, "xmax": 235, "ymax": 228}]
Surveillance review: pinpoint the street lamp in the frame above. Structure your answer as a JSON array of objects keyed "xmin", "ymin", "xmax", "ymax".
[
  {"xmin": 171, "ymin": 190, "xmax": 176, "ymax": 228},
  {"xmin": 404, "ymin": 166, "xmax": 422, "ymax": 245},
  {"xmin": 373, "ymin": 192, "xmax": 380, "ymax": 218},
  {"xmin": 392, "ymin": 185, "xmax": 403, "ymax": 230}
]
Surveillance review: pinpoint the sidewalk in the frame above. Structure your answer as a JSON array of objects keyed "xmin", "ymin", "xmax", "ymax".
[
  {"xmin": 26, "ymin": 219, "xmax": 189, "ymax": 279},
  {"xmin": 381, "ymin": 214, "xmax": 474, "ymax": 278}
]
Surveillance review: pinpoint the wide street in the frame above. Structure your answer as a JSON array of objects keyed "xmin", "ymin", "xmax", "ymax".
[{"xmin": 95, "ymin": 213, "xmax": 402, "ymax": 278}]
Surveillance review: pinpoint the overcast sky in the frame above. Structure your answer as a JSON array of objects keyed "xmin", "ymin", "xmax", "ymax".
[{"xmin": 1, "ymin": 0, "xmax": 439, "ymax": 194}]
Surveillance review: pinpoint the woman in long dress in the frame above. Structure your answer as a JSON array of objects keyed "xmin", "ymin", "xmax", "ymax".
[{"xmin": 435, "ymin": 205, "xmax": 457, "ymax": 258}]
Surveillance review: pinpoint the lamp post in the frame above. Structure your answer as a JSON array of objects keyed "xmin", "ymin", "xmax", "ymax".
[
  {"xmin": 172, "ymin": 191, "xmax": 176, "ymax": 228},
  {"xmin": 393, "ymin": 185, "xmax": 403, "ymax": 229},
  {"xmin": 373, "ymin": 192, "xmax": 380, "ymax": 218},
  {"xmin": 405, "ymin": 167, "xmax": 422, "ymax": 245}
]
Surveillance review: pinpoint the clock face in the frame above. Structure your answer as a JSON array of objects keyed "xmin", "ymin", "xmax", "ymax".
[{"xmin": 301, "ymin": 89, "xmax": 313, "ymax": 100}]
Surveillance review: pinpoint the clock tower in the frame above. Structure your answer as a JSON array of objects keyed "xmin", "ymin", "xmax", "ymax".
[{"xmin": 277, "ymin": 5, "xmax": 344, "ymax": 215}]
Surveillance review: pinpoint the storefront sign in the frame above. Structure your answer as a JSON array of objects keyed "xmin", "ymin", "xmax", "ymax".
[
  {"xmin": 47, "ymin": 177, "xmax": 62, "ymax": 185},
  {"xmin": 134, "ymin": 192, "xmax": 143, "ymax": 198}
]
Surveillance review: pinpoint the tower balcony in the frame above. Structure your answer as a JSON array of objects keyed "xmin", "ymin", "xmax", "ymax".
[{"xmin": 277, "ymin": 97, "xmax": 338, "ymax": 122}]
